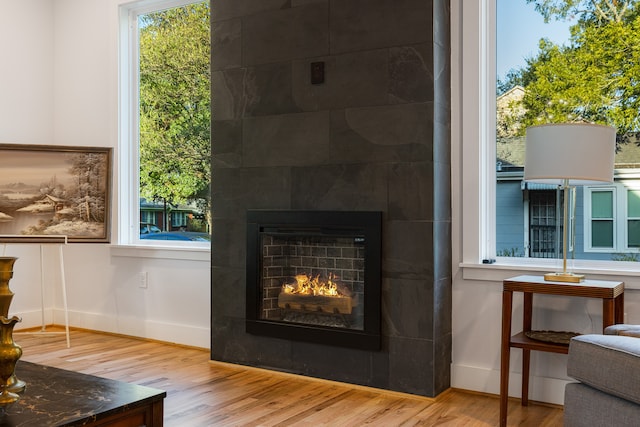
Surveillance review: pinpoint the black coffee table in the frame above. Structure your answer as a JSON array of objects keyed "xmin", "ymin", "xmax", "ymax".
[{"xmin": 0, "ymin": 361, "xmax": 166, "ymax": 426}]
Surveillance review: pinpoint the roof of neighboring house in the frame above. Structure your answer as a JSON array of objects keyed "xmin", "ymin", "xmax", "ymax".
[
  {"xmin": 614, "ymin": 137, "xmax": 640, "ymax": 168},
  {"xmin": 139, "ymin": 198, "xmax": 200, "ymax": 212},
  {"xmin": 496, "ymin": 137, "xmax": 526, "ymax": 169},
  {"xmin": 496, "ymin": 135, "xmax": 640, "ymax": 170},
  {"xmin": 497, "ymin": 86, "xmax": 525, "ymax": 108}
]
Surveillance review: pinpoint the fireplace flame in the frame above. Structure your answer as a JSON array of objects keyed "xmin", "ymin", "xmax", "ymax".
[{"xmin": 282, "ymin": 273, "xmax": 346, "ymax": 297}]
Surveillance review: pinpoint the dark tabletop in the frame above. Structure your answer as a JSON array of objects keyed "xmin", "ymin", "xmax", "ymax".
[{"xmin": 0, "ymin": 361, "xmax": 166, "ymax": 426}]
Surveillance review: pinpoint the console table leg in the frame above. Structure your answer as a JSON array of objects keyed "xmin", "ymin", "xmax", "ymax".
[
  {"xmin": 500, "ymin": 290, "xmax": 513, "ymax": 427},
  {"xmin": 603, "ymin": 298, "xmax": 615, "ymax": 330},
  {"xmin": 522, "ymin": 349, "xmax": 530, "ymax": 406},
  {"xmin": 522, "ymin": 292, "xmax": 532, "ymax": 406},
  {"xmin": 615, "ymin": 294, "xmax": 624, "ymax": 324}
]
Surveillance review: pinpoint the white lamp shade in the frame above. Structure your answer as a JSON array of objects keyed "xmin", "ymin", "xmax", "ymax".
[{"xmin": 524, "ymin": 123, "xmax": 616, "ymax": 185}]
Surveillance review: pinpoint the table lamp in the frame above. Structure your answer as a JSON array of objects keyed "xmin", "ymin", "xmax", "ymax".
[{"xmin": 524, "ymin": 123, "xmax": 616, "ymax": 282}]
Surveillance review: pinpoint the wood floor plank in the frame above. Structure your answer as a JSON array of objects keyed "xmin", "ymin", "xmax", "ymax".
[{"xmin": 13, "ymin": 327, "xmax": 563, "ymax": 426}]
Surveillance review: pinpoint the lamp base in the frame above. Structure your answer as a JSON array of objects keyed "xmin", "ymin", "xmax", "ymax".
[{"xmin": 544, "ymin": 272, "xmax": 585, "ymax": 283}]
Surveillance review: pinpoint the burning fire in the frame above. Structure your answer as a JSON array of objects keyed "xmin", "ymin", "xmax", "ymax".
[{"xmin": 282, "ymin": 273, "xmax": 343, "ymax": 296}]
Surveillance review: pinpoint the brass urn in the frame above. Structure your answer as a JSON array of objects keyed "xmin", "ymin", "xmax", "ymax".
[
  {"xmin": 0, "ymin": 316, "xmax": 22, "ymax": 406},
  {"xmin": 0, "ymin": 257, "xmax": 25, "ymax": 395}
]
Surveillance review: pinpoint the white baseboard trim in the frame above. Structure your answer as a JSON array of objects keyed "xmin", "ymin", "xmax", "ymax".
[
  {"xmin": 13, "ymin": 309, "xmax": 55, "ymax": 330},
  {"xmin": 16, "ymin": 308, "xmax": 210, "ymax": 349},
  {"xmin": 451, "ymin": 363, "xmax": 570, "ymax": 405}
]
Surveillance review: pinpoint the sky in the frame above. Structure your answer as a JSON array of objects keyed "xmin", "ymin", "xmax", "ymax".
[
  {"xmin": 0, "ymin": 151, "xmax": 75, "ymax": 187},
  {"xmin": 497, "ymin": 0, "xmax": 575, "ymax": 79}
]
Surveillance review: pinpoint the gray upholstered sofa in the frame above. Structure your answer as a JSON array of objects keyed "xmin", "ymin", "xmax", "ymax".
[{"xmin": 564, "ymin": 324, "xmax": 640, "ymax": 426}]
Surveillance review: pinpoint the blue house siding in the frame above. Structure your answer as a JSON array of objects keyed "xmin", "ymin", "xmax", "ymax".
[
  {"xmin": 496, "ymin": 183, "xmax": 624, "ymax": 261},
  {"xmin": 496, "ymin": 181, "xmax": 525, "ymax": 256}
]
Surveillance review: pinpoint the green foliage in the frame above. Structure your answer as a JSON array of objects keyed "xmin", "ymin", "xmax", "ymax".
[
  {"xmin": 497, "ymin": 247, "xmax": 524, "ymax": 257},
  {"xmin": 139, "ymin": 3, "xmax": 210, "ymax": 216},
  {"xmin": 500, "ymin": 1, "xmax": 640, "ymax": 136},
  {"xmin": 526, "ymin": 0, "xmax": 635, "ymax": 24},
  {"xmin": 497, "ymin": 69, "xmax": 529, "ymax": 95},
  {"xmin": 188, "ymin": 217, "xmax": 207, "ymax": 232},
  {"xmin": 611, "ymin": 252, "xmax": 640, "ymax": 262}
]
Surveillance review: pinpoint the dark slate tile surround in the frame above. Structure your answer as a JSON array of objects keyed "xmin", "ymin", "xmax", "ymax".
[{"xmin": 210, "ymin": 0, "xmax": 451, "ymax": 397}]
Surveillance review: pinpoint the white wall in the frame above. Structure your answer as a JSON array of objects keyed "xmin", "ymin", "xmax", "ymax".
[
  {"xmin": 0, "ymin": 0, "xmax": 210, "ymax": 349},
  {"xmin": 0, "ymin": 0, "xmax": 54, "ymax": 143}
]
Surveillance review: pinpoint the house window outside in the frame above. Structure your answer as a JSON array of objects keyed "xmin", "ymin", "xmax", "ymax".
[
  {"xmin": 583, "ymin": 185, "xmax": 640, "ymax": 254},
  {"xmin": 119, "ymin": 0, "xmax": 210, "ymax": 247},
  {"xmin": 590, "ymin": 189, "xmax": 615, "ymax": 249},
  {"xmin": 628, "ymin": 189, "xmax": 640, "ymax": 247},
  {"xmin": 529, "ymin": 191, "xmax": 560, "ymax": 258},
  {"xmin": 141, "ymin": 211, "xmax": 155, "ymax": 225},
  {"xmin": 171, "ymin": 211, "xmax": 188, "ymax": 229}
]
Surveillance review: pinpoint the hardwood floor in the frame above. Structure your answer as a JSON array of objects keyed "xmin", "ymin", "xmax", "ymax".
[{"xmin": 14, "ymin": 328, "xmax": 563, "ymax": 426}]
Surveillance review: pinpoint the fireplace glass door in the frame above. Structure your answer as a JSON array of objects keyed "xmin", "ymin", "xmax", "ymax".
[
  {"xmin": 246, "ymin": 211, "xmax": 381, "ymax": 349},
  {"xmin": 261, "ymin": 232, "xmax": 364, "ymax": 330}
]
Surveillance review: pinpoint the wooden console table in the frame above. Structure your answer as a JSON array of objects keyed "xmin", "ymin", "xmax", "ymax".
[
  {"xmin": 2, "ymin": 361, "xmax": 166, "ymax": 426},
  {"xmin": 499, "ymin": 275, "xmax": 624, "ymax": 427}
]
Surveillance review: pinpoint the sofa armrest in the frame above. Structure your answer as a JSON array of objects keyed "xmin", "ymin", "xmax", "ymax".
[
  {"xmin": 568, "ymin": 334, "xmax": 640, "ymax": 406},
  {"xmin": 605, "ymin": 324, "xmax": 640, "ymax": 338}
]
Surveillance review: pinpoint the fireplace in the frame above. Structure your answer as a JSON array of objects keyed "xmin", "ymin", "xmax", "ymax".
[{"xmin": 246, "ymin": 210, "xmax": 381, "ymax": 350}]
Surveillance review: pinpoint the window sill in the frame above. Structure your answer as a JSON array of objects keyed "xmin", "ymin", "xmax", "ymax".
[
  {"xmin": 461, "ymin": 259, "xmax": 640, "ymax": 290},
  {"xmin": 110, "ymin": 244, "xmax": 210, "ymax": 261}
]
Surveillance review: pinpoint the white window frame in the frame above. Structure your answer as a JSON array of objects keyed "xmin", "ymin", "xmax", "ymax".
[
  {"xmin": 584, "ymin": 186, "xmax": 617, "ymax": 252},
  {"xmin": 117, "ymin": 0, "xmax": 210, "ymax": 250},
  {"xmin": 456, "ymin": 0, "xmax": 496, "ymax": 265},
  {"xmin": 584, "ymin": 184, "xmax": 640, "ymax": 253},
  {"xmin": 626, "ymin": 186, "xmax": 640, "ymax": 250},
  {"xmin": 454, "ymin": 0, "xmax": 640, "ymax": 286}
]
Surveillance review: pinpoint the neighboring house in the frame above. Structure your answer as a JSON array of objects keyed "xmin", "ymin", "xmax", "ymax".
[
  {"xmin": 139, "ymin": 198, "xmax": 204, "ymax": 231},
  {"xmin": 497, "ymin": 135, "xmax": 640, "ymax": 260},
  {"xmin": 497, "ymin": 85, "xmax": 525, "ymax": 139},
  {"xmin": 496, "ymin": 86, "xmax": 640, "ymax": 261}
]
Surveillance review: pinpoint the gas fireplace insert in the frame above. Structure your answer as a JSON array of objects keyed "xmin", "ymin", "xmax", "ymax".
[{"xmin": 246, "ymin": 210, "xmax": 382, "ymax": 350}]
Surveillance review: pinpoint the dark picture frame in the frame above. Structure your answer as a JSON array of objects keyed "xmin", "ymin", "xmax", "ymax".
[{"xmin": 0, "ymin": 144, "xmax": 112, "ymax": 243}]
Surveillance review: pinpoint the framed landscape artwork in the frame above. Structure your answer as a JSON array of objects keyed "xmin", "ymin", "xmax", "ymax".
[{"xmin": 0, "ymin": 144, "xmax": 112, "ymax": 243}]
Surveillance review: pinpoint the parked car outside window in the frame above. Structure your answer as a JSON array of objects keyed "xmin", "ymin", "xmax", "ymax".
[
  {"xmin": 140, "ymin": 223, "xmax": 161, "ymax": 234},
  {"xmin": 140, "ymin": 232, "xmax": 210, "ymax": 241}
]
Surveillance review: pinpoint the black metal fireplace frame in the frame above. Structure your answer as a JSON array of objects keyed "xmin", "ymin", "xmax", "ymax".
[{"xmin": 246, "ymin": 210, "xmax": 382, "ymax": 350}]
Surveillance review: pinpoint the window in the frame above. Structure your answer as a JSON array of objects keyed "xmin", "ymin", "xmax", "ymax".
[
  {"xmin": 118, "ymin": 0, "xmax": 210, "ymax": 247},
  {"xmin": 455, "ymin": 0, "xmax": 640, "ymax": 270},
  {"xmin": 529, "ymin": 191, "xmax": 560, "ymax": 258},
  {"xmin": 588, "ymin": 188, "xmax": 615, "ymax": 250},
  {"xmin": 584, "ymin": 185, "xmax": 640, "ymax": 253},
  {"xmin": 628, "ymin": 189, "xmax": 640, "ymax": 247},
  {"xmin": 492, "ymin": 0, "xmax": 640, "ymax": 263}
]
